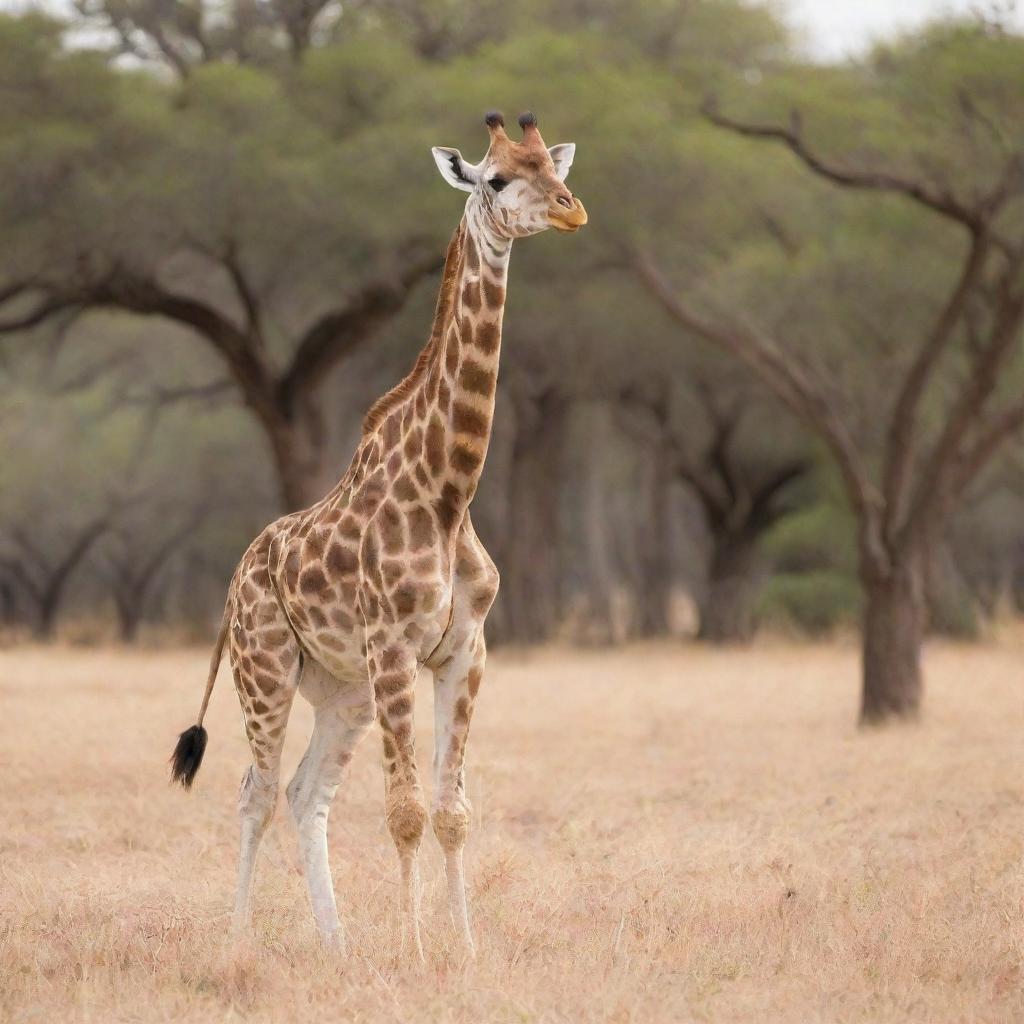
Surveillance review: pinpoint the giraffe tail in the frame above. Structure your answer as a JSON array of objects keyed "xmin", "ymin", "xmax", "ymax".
[{"xmin": 170, "ymin": 601, "xmax": 230, "ymax": 789}]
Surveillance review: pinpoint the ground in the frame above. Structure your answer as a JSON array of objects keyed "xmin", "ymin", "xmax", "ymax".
[{"xmin": 1, "ymin": 638, "xmax": 1022, "ymax": 1023}]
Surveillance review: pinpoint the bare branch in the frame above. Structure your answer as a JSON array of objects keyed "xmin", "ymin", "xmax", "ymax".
[
  {"xmin": 881, "ymin": 230, "xmax": 991, "ymax": 529},
  {"xmin": 632, "ymin": 249, "xmax": 889, "ymax": 572},
  {"xmin": 903, "ymin": 281, "xmax": 1024, "ymax": 538},
  {"xmin": 10, "ymin": 527, "xmax": 51, "ymax": 575},
  {"xmin": 747, "ymin": 458, "xmax": 811, "ymax": 532},
  {"xmin": 0, "ymin": 292, "xmax": 78, "ymax": 334},
  {"xmin": 952, "ymin": 398, "xmax": 1024, "ymax": 499},
  {"xmin": 82, "ymin": 270, "xmax": 279, "ymax": 425},
  {"xmin": 222, "ymin": 243, "xmax": 264, "ymax": 340},
  {"xmin": 674, "ymin": 456, "xmax": 729, "ymax": 524},
  {"xmin": 0, "ymin": 556, "xmax": 41, "ymax": 602},
  {"xmin": 47, "ymin": 516, "xmax": 112, "ymax": 595},
  {"xmin": 701, "ymin": 97, "xmax": 983, "ymax": 229},
  {"xmin": 51, "ymin": 350, "xmax": 133, "ymax": 396},
  {"xmin": 124, "ymin": 377, "xmax": 236, "ymax": 409},
  {"xmin": 278, "ymin": 245, "xmax": 443, "ymax": 412},
  {"xmin": 0, "ymin": 279, "xmax": 39, "ymax": 306}
]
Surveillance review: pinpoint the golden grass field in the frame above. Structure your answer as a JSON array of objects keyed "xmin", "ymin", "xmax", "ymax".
[{"xmin": 1, "ymin": 638, "xmax": 1022, "ymax": 1023}]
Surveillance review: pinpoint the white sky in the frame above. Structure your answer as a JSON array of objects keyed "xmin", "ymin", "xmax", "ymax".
[
  {"xmin": 2, "ymin": 0, "xmax": 1023, "ymax": 60},
  {"xmin": 782, "ymin": 0, "xmax": 1024, "ymax": 58}
]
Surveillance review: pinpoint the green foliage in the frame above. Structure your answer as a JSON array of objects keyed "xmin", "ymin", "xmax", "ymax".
[
  {"xmin": 758, "ymin": 570, "xmax": 862, "ymax": 636},
  {"xmin": 765, "ymin": 497, "xmax": 859, "ymax": 577}
]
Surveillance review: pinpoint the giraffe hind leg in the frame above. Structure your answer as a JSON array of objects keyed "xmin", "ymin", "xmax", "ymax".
[
  {"xmin": 427, "ymin": 518, "xmax": 497, "ymax": 957},
  {"xmin": 285, "ymin": 660, "xmax": 376, "ymax": 948},
  {"xmin": 228, "ymin": 596, "xmax": 301, "ymax": 934}
]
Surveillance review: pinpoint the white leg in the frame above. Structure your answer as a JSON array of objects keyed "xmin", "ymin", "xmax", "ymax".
[
  {"xmin": 233, "ymin": 765, "xmax": 278, "ymax": 932},
  {"xmin": 286, "ymin": 682, "xmax": 375, "ymax": 947},
  {"xmin": 431, "ymin": 631, "xmax": 485, "ymax": 957}
]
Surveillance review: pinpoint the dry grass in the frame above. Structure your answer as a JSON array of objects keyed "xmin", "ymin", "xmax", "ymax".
[{"xmin": 1, "ymin": 638, "xmax": 1022, "ymax": 1023}]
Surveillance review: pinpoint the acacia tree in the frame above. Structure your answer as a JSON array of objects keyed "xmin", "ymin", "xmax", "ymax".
[
  {"xmin": 619, "ymin": 373, "xmax": 809, "ymax": 642},
  {"xmin": 636, "ymin": 26, "xmax": 1024, "ymax": 721},
  {"xmin": 101, "ymin": 500, "xmax": 214, "ymax": 642},
  {"xmin": 0, "ymin": 518, "xmax": 113, "ymax": 639},
  {"xmin": 73, "ymin": 0, "xmax": 342, "ymax": 71},
  {"xmin": 0, "ymin": 16, "xmax": 444, "ymax": 510},
  {"xmin": 676, "ymin": 396, "xmax": 808, "ymax": 644}
]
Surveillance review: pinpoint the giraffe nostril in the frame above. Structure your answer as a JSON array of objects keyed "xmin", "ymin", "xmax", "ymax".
[{"xmin": 556, "ymin": 195, "xmax": 573, "ymax": 209}]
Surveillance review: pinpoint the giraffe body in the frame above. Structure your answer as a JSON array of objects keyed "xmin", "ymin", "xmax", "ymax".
[{"xmin": 171, "ymin": 111, "xmax": 586, "ymax": 957}]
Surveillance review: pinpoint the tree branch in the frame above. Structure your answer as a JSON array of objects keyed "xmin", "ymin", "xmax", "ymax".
[
  {"xmin": 0, "ymin": 291, "xmax": 78, "ymax": 334},
  {"xmin": 277, "ymin": 246, "xmax": 443, "ymax": 413},
  {"xmin": 881, "ymin": 229, "xmax": 991, "ymax": 529},
  {"xmin": 632, "ymin": 249, "xmax": 889, "ymax": 573},
  {"xmin": 10, "ymin": 526, "xmax": 51, "ymax": 576},
  {"xmin": 903, "ymin": 281, "xmax": 1024, "ymax": 539},
  {"xmin": 124, "ymin": 377, "xmax": 236, "ymax": 409},
  {"xmin": 0, "ymin": 556, "xmax": 41, "ymax": 602},
  {"xmin": 952, "ymin": 398, "xmax": 1024, "ymax": 500},
  {"xmin": 747, "ymin": 459, "xmax": 810, "ymax": 532},
  {"xmin": 221, "ymin": 244, "xmax": 264, "ymax": 340},
  {"xmin": 673, "ymin": 457, "xmax": 728, "ymax": 525},
  {"xmin": 85, "ymin": 270, "xmax": 280, "ymax": 426},
  {"xmin": 46, "ymin": 516, "xmax": 112, "ymax": 598},
  {"xmin": 701, "ymin": 98, "xmax": 983, "ymax": 229}
]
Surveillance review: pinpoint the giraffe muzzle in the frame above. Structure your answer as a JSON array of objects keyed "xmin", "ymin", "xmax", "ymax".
[{"xmin": 547, "ymin": 196, "xmax": 588, "ymax": 233}]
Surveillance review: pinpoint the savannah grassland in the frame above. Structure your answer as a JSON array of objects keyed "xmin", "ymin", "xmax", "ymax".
[{"xmin": 1, "ymin": 639, "xmax": 1022, "ymax": 1024}]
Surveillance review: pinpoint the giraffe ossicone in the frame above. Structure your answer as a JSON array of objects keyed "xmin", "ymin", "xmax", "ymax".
[{"xmin": 170, "ymin": 111, "xmax": 586, "ymax": 958}]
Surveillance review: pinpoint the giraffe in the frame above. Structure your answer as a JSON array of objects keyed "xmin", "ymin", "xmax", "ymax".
[{"xmin": 170, "ymin": 111, "xmax": 586, "ymax": 958}]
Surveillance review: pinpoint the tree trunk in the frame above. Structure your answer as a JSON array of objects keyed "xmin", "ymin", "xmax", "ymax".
[
  {"xmin": 36, "ymin": 592, "xmax": 60, "ymax": 641},
  {"xmin": 498, "ymin": 392, "xmax": 565, "ymax": 644},
  {"xmin": 268, "ymin": 411, "xmax": 329, "ymax": 512},
  {"xmin": 114, "ymin": 591, "xmax": 143, "ymax": 644},
  {"xmin": 0, "ymin": 580, "xmax": 17, "ymax": 626},
  {"xmin": 561, "ymin": 400, "xmax": 621, "ymax": 645},
  {"xmin": 860, "ymin": 554, "xmax": 926, "ymax": 724},
  {"xmin": 699, "ymin": 532, "xmax": 759, "ymax": 644},
  {"xmin": 634, "ymin": 441, "xmax": 673, "ymax": 637}
]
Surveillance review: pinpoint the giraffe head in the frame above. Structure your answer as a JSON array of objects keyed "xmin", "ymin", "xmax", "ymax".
[{"xmin": 432, "ymin": 111, "xmax": 587, "ymax": 238}]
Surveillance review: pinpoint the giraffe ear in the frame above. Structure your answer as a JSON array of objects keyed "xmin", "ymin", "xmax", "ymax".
[
  {"xmin": 548, "ymin": 143, "xmax": 576, "ymax": 182},
  {"xmin": 431, "ymin": 147, "xmax": 480, "ymax": 192}
]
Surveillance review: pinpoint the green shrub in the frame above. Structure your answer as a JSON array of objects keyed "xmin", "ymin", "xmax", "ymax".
[
  {"xmin": 758, "ymin": 570, "xmax": 861, "ymax": 636},
  {"xmin": 764, "ymin": 502, "xmax": 858, "ymax": 575}
]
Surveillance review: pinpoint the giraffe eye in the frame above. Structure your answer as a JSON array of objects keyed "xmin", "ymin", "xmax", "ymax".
[{"xmin": 488, "ymin": 176, "xmax": 509, "ymax": 192}]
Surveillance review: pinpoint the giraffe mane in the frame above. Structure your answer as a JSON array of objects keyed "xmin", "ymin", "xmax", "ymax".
[{"xmin": 361, "ymin": 221, "xmax": 466, "ymax": 436}]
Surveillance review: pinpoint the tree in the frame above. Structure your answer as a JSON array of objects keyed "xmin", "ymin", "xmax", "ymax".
[
  {"xmin": 73, "ymin": 0, "xmax": 343, "ymax": 72},
  {"xmin": 0, "ymin": 17, "xmax": 444, "ymax": 510},
  {"xmin": 100, "ymin": 502, "xmax": 211, "ymax": 642},
  {"xmin": 0, "ymin": 377, "xmax": 122, "ymax": 639},
  {"xmin": 635, "ymin": 23, "xmax": 1024, "ymax": 720},
  {"xmin": 619, "ymin": 371, "xmax": 810, "ymax": 642},
  {"xmin": 0, "ymin": 517, "xmax": 113, "ymax": 639}
]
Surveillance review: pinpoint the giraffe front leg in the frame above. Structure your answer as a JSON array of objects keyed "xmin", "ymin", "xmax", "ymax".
[
  {"xmin": 431, "ymin": 629, "xmax": 485, "ymax": 957},
  {"xmin": 368, "ymin": 637, "xmax": 428, "ymax": 962}
]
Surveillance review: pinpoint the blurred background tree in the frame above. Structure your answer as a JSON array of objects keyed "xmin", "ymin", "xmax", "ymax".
[
  {"xmin": 633, "ymin": 21, "xmax": 1024, "ymax": 719},
  {"xmin": 0, "ymin": 1, "xmax": 1021, "ymax": 726}
]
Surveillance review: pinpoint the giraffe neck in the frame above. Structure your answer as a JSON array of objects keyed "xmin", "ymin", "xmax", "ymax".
[{"xmin": 418, "ymin": 205, "xmax": 511, "ymax": 514}]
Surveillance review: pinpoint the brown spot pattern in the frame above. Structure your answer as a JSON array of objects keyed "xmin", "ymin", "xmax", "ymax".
[{"xmin": 453, "ymin": 403, "xmax": 488, "ymax": 437}]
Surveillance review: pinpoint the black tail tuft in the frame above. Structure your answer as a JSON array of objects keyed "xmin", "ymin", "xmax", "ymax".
[{"xmin": 170, "ymin": 724, "xmax": 208, "ymax": 789}]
